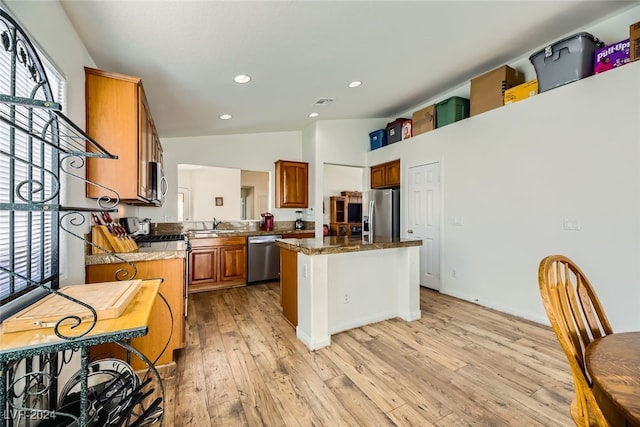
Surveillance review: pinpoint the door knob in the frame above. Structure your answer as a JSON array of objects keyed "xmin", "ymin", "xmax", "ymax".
[{"xmin": 407, "ymin": 229, "xmax": 413, "ymax": 234}]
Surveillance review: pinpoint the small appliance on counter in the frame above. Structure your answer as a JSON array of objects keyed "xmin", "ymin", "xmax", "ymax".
[
  {"xmin": 139, "ymin": 218, "xmax": 151, "ymax": 235},
  {"xmin": 260, "ymin": 212, "xmax": 274, "ymax": 231},
  {"xmin": 120, "ymin": 217, "xmax": 141, "ymax": 235},
  {"xmin": 120, "ymin": 217, "xmax": 152, "ymax": 236},
  {"xmin": 295, "ymin": 210, "xmax": 304, "ymax": 230}
]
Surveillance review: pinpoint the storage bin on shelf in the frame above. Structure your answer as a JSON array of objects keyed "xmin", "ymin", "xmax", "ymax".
[
  {"xmin": 369, "ymin": 129, "xmax": 387, "ymax": 150},
  {"xmin": 436, "ymin": 96, "xmax": 469, "ymax": 128},
  {"xmin": 529, "ymin": 32, "xmax": 604, "ymax": 93},
  {"xmin": 386, "ymin": 118, "xmax": 411, "ymax": 144}
]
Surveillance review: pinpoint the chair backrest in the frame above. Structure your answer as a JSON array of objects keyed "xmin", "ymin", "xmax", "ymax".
[{"xmin": 538, "ymin": 255, "xmax": 613, "ymax": 426}]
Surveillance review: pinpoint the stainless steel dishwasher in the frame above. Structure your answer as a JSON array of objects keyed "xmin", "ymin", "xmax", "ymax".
[{"xmin": 247, "ymin": 234, "xmax": 282, "ymax": 283}]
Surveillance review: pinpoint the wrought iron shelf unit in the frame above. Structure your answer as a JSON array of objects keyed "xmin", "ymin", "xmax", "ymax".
[{"xmin": 0, "ymin": 8, "xmax": 163, "ymax": 427}]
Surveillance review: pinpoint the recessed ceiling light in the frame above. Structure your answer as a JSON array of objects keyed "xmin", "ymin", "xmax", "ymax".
[
  {"xmin": 234, "ymin": 74, "xmax": 251, "ymax": 84},
  {"xmin": 348, "ymin": 81, "xmax": 362, "ymax": 88},
  {"xmin": 309, "ymin": 112, "xmax": 319, "ymax": 118},
  {"xmin": 219, "ymin": 114, "xmax": 232, "ymax": 120}
]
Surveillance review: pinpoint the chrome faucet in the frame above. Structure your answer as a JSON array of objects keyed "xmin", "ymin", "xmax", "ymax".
[{"xmin": 213, "ymin": 217, "xmax": 223, "ymax": 230}]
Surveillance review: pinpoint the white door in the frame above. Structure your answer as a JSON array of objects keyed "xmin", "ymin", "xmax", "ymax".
[{"xmin": 408, "ymin": 162, "xmax": 441, "ymax": 290}]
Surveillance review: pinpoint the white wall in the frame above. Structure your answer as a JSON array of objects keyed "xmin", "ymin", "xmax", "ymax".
[
  {"xmin": 363, "ymin": 4, "xmax": 640, "ymax": 331},
  {"xmin": 189, "ymin": 167, "xmax": 240, "ymax": 221},
  {"xmin": 241, "ymin": 170, "xmax": 269, "ymax": 219},
  {"xmin": 5, "ymin": 1, "xmax": 97, "ymax": 286},
  {"xmin": 369, "ymin": 61, "xmax": 640, "ymax": 331},
  {"xmin": 139, "ymin": 131, "xmax": 302, "ymax": 222},
  {"xmin": 308, "ymin": 119, "xmax": 386, "ymax": 235}
]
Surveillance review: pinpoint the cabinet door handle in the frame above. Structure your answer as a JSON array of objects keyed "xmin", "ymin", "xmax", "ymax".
[
  {"xmin": 407, "ymin": 229, "xmax": 413, "ymax": 234},
  {"xmin": 161, "ymin": 175, "xmax": 168, "ymax": 198}
]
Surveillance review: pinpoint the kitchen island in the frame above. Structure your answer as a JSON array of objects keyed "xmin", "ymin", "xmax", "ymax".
[{"xmin": 276, "ymin": 236, "xmax": 422, "ymax": 350}]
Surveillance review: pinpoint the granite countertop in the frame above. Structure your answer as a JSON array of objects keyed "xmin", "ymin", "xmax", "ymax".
[
  {"xmin": 187, "ymin": 228, "xmax": 315, "ymax": 239},
  {"xmin": 85, "ymin": 229, "xmax": 316, "ymax": 266},
  {"xmin": 85, "ymin": 241, "xmax": 189, "ymax": 265},
  {"xmin": 275, "ymin": 236, "xmax": 422, "ymax": 256}
]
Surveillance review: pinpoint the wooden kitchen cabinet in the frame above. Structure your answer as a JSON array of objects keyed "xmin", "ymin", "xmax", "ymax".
[
  {"xmin": 330, "ymin": 195, "xmax": 347, "ymax": 236},
  {"xmin": 330, "ymin": 191, "xmax": 362, "ymax": 236},
  {"xmin": 275, "ymin": 160, "xmax": 308, "ymax": 208},
  {"xmin": 85, "ymin": 258, "xmax": 186, "ymax": 369},
  {"xmin": 85, "ymin": 67, "xmax": 164, "ymax": 205},
  {"xmin": 280, "ymin": 247, "xmax": 298, "ymax": 327},
  {"xmin": 330, "ymin": 196, "xmax": 346, "ymax": 223},
  {"xmin": 189, "ymin": 236, "xmax": 247, "ymax": 292},
  {"xmin": 371, "ymin": 159, "xmax": 401, "ymax": 189}
]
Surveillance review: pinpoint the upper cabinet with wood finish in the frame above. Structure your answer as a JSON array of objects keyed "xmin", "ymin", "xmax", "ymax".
[
  {"xmin": 85, "ymin": 67, "xmax": 163, "ymax": 206},
  {"xmin": 371, "ymin": 159, "xmax": 400, "ymax": 189},
  {"xmin": 275, "ymin": 160, "xmax": 308, "ymax": 208}
]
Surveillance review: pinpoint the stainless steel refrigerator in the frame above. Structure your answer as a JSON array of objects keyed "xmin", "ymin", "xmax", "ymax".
[{"xmin": 363, "ymin": 189, "xmax": 400, "ymax": 241}]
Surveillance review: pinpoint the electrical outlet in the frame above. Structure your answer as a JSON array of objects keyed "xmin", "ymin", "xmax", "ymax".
[
  {"xmin": 344, "ymin": 293, "xmax": 350, "ymax": 304},
  {"xmin": 563, "ymin": 218, "xmax": 581, "ymax": 231},
  {"xmin": 451, "ymin": 269, "xmax": 457, "ymax": 278}
]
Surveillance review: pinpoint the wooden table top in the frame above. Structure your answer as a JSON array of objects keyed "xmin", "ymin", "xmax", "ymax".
[
  {"xmin": 0, "ymin": 279, "xmax": 160, "ymax": 357},
  {"xmin": 586, "ymin": 331, "xmax": 640, "ymax": 426}
]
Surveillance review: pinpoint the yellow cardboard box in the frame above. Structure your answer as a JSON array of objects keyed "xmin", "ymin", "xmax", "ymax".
[{"xmin": 504, "ymin": 80, "xmax": 538, "ymax": 105}]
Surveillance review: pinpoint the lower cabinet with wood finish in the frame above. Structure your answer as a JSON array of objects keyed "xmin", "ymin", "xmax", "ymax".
[
  {"xmin": 189, "ymin": 236, "xmax": 247, "ymax": 292},
  {"xmin": 279, "ymin": 247, "xmax": 298, "ymax": 327},
  {"xmin": 85, "ymin": 258, "xmax": 186, "ymax": 370}
]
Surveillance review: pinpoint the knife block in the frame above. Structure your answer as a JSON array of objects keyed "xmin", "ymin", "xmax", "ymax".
[{"xmin": 91, "ymin": 225, "xmax": 138, "ymax": 254}]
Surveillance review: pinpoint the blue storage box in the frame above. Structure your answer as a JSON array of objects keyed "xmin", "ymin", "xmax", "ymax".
[{"xmin": 369, "ymin": 129, "xmax": 386, "ymax": 150}]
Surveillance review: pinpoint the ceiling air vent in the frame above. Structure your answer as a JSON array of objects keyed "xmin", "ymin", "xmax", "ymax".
[{"xmin": 313, "ymin": 98, "xmax": 335, "ymax": 106}]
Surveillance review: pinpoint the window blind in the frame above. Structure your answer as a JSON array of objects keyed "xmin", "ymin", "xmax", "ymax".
[{"xmin": 0, "ymin": 7, "xmax": 66, "ymax": 313}]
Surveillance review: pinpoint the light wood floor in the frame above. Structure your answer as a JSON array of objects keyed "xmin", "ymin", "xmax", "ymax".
[{"xmin": 162, "ymin": 282, "xmax": 575, "ymax": 426}]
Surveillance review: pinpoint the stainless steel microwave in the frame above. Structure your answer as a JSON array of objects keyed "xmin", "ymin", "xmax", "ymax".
[{"xmin": 149, "ymin": 161, "xmax": 167, "ymax": 204}]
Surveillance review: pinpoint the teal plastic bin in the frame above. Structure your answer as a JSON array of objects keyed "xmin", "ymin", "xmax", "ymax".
[{"xmin": 436, "ymin": 96, "xmax": 470, "ymax": 128}]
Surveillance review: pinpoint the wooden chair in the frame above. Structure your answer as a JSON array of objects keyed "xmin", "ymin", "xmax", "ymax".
[{"xmin": 537, "ymin": 255, "xmax": 613, "ymax": 427}]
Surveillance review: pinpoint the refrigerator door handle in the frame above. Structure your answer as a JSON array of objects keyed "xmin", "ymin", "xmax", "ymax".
[{"xmin": 368, "ymin": 199, "xmax": 375, "ymax": 239}]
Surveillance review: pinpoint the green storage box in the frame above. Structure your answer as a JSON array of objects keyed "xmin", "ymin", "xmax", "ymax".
[{"xmin": 436, "ymin": 96, "xmax": 470, "ymax": 128}]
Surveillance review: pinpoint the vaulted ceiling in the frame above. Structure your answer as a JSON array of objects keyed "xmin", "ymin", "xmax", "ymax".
[{"xmin": 60, "ymin": 1, "xmax": 635, "ymax": 138}]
